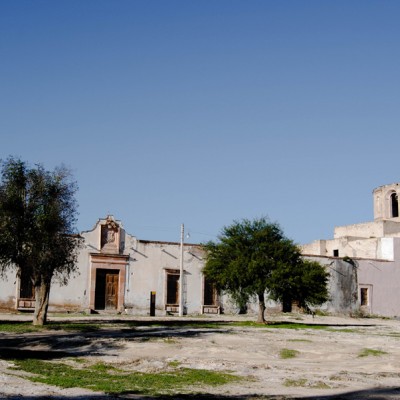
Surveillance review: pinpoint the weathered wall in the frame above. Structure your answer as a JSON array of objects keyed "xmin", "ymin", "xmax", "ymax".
[
  {"xmin": 356, "ymin": 241, "xmax": 400, "ymax": 317},
  {"xmin": 305, "ymin": 256, "xmax": 358, "ymax": 314},
  {"xmin": 303, "ymin": 237, "xmax": 389, "ymax": 260},
  {"xmin": 373, "ymin": 183, "xmax": 400, "ymax": 220},
  {"xmin": 333, "ymin": 220, "xmax": 400, "ymax": 240},
  {"xmin": 0, "ymin": 269, "xmax": 18, "ymax": 311},
  {"xmin": 124, "ymin": 239, "xmax": 206, "ymax": 316}
]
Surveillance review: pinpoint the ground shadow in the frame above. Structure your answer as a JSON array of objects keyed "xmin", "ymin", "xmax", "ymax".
[
  {"xmin": 0, "ymin": 322, "xmax": 230, "ymax": 360},
  {"xmin": 0, "ymin": 316, "xmax": 379, "ymax": 361},
  {"xmin": 2, "ymin": 386, "xmax": 400, "ymax": 399}
]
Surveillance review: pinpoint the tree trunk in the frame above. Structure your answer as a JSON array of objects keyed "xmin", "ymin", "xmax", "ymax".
[
  {"xmin": 257, "ymin": 292, "xmax": 266, "ymax": 323},
  {"xmin": 33, "ymin": 279, "xmax": 51, "ymax": 326}
]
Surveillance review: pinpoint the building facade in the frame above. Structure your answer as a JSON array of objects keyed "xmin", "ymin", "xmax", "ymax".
[
  {"xmin": 0, "ymin": 216, "xmax": 222, "ymax": 316},
  {"xmin": 2, "ymin": 183, "xmax": 400, "ymax": 317},
  {"xmin": 302, "ymin": 183, "xmax": 400, "ymax": 317}
]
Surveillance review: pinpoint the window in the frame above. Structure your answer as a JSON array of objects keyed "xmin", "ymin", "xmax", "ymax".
[
  {"xmin": 333, "ymin": 249, "xmax": 339, "ymax": 257},
  {"xmin": 360, "ymin": 288, "xmax": 368, "ymax": 306},
  {"xmin": 391, "ymin": 193, "xmax": 399, "ymax": 218}
]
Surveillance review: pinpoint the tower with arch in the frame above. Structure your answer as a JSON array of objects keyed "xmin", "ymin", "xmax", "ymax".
[{"xmin": 373, "ymin": 183, "xmax": 400, "ymax": 220}]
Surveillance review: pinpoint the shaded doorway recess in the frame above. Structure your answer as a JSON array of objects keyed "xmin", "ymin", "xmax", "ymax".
[{"xmin": 95, "ymin": 269, "xmax": 119, "ymax": 310}]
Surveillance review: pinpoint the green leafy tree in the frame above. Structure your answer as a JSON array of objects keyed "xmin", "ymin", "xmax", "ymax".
[
  {"xmin": 268, "ymin": 259, "xmax": 329, "ymax": 313},
  {"xmin": 0, "ymin": 157, "xmax": 83, "ymax": 325},
  {"xmin": 203, "ymin": 217, "xmax": 329, "ymax": 322}
]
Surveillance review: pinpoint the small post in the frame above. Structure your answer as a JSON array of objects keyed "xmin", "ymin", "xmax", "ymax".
[
  {"xmin": 179, "ymin": 223, "xmax": 184, "ymax": 317},
  {"xmin": 150, "ymin": 291, "xmax": 156, "ymax": 317}
]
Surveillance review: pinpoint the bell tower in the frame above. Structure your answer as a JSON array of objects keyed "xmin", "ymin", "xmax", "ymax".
[{"xmin": 373, "ymin": 183, "xmax": 400, "ymax": 220}]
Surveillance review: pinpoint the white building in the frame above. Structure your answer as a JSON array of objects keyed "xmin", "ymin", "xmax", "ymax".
[
  {"xmin": 0, "ymin": 216, "xmax": 221, "ymax": 316},
  {"xmin": 2, "ymin": 183, "xmax": 400, "ymax": 317},
  {"xmin": 302, "ymin": 183, "xmax": 400, "ymax": 317}
]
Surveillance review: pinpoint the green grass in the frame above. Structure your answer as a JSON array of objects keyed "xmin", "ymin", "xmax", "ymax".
[
  {"xmin": 12, "ymin": 359, "xmax": 241, "ymax": 395},
  {"xmin": 0, "ymin": 319, "xmax": 365, "ymax": 336},
  {"xmin": 163, "ymin": 337, "xmax": 178, "ymax": 344},
  {"xmin": 279, "ymin": 348, "xmax": 299, "ymax": 359},
  {"xmin": 0, "ymin": 322, "xmax": 40, "ymax": 333},
  {"xmin": 0, "ymin": 321, "xmax": 104, "ymax": 333},
  {"xmin": 288, "ymin": 339, "xmax": 312, "ymax": 343},
  {"xmin": 386, "ymin": 332, "xmax": 400, "ymax": 338},
  {"xmin": 358, "ymin": 348, "xmax": 388, "ymax": 357},
  {"xmin": 284, "ymin": 378, "xmax": 307, "ymax": 387},
  {"xmin": 45, "ymin": 323, "xmax": 102, "ymax": 332},
  {"xmin": 266, "ymin": 323, "xmax": 330, "ymax": 330},
  {"xmin": 284, "ymin": 378, "xmax": 330, "ymax": 389},
  {"xmin": 310, "ymin": 381, "xmax": 331, "ymax": 389},
  {"xmin": 168, "ymin": 360, "xmax": 181, "ymax": 368},
  {"xmin": 326, "ymin": 328, "xmax": 361, "ymax": 333}
]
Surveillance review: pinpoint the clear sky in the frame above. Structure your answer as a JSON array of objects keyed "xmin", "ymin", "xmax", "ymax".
[{"xmin": 1, "ymin": 1, "xmax": 400, "ymax": 245}]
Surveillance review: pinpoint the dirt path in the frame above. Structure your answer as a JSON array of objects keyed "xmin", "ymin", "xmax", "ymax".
[{"xmin": 1, "ymin": 313, "xmax": 400, "ymax": 399}]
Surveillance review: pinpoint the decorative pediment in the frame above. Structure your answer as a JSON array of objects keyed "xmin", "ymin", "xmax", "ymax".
[{"xmin": 100, "ymin": 215, "xmax": 120, "ymax": 254}]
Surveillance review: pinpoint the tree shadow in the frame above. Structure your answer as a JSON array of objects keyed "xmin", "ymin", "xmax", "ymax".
[
  {"xmin": 2, "ymin": 386, "xmax": 400, "ymax": 399},
  {"xmin": 0, "ymin": 316, "xmax": 379, "ymax": 361},
  {"xmin": 0, "ymin": 322, "xmax": 229, "ymax": 360}
]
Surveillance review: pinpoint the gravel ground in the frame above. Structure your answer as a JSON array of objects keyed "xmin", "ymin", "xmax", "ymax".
[{"xmin": 1, "ymin": 313, "xmax": 400, "ymax": 399}]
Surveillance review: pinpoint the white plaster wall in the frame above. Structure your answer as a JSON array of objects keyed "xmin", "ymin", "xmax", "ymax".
[
  {"xmin": 304, "ymin": 256, "xmax": 358, "ymax": 314},
  {"xmin": 0, "ymin": 269, "xmax": 18, "ymax": 310},
  {"xmin": 301, "ymin": 240, "xmax": 326, "ymax": 256},
  {"xmin": 373, "ymin": 183, "xmax": 400, "ymax": 220},
  {"xmin": 48, "ymin": 217, "xmax": 125, "ymax": 312},
  {"xmin": 124, "ymin": 239, "xmax": 206, "ymax": 316},
  {"xmin": 47, "ymin": 243, "xmax": 91, "ymax": 311},
  {"xmin": 357, "ymin": 257, "xmax": 400, "ymax": 317},
  {"xmin": 373, "ymin": 187, "xmax": 383, "ymax": 220},
  {"xmin": 334, "ymin": 221, "xmax": 384, "ymax": 239},
  {"xmin": 381, "ymin": 220, "xmax": 400, "ymax": 237},
  {"xmin": 378, "ymin": 238, "xmax": 394, "ymax": 260},
  {"xmin": 303, "ymin": 237, "xmax": 387, "ymax": 260}
]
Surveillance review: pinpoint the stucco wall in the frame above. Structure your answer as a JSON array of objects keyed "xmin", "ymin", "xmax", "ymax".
[
  {"xmin": 356, "ymin": 239, "xmax": 400, "ymax": 317},
  {"xmin": 305, "ymin": 256, "xmax": 358, "ymax": 315},
  {"xmin": 0, "ymin": 269, "xmax": 18, "ymax": 311},
  {"xmin": 124, "ymin": 240, "xmax": 206, "ymax": 315}
]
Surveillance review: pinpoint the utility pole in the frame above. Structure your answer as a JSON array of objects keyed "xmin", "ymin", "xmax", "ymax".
[{"xmin": 179, "ymin": 223, "xmax": 184, "ymax": 317}]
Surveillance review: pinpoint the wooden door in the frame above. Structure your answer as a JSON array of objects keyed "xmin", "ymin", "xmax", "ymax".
[{"xmin": 105, "ymin": 273, "xmax": 119, "ymax": 309}]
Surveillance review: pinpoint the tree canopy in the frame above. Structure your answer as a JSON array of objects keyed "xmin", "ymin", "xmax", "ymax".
[
  {"xmin": 203, "ymin": 217, "xmax": 329, "ymax": 322},
  {"xmin": 0, "ymin": 157, "xmax": 83, "ymax": 325}
]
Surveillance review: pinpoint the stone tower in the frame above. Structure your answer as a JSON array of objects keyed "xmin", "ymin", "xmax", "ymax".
[{"xmin": 373, "ymin": 183, "xmax": 400, "ymax": 220}]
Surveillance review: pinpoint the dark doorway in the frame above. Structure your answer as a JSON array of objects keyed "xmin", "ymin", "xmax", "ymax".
[
  {"xmin": 95, "ymin": 269, "xmax": 119, "ymax": 310},
  {"xmin": 19, "ymin": 269, "xmax": 35, "ymax": 300},
  {"xmin": 166, "ymin": 273, "xmax": 179, "ymax": 305},
  {"xmin": 204, "ymin": 278, "xmax": 217, "ymax": 306}
]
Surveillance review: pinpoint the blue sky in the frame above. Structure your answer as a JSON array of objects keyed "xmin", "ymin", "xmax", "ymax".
[{"xmin": 1, "ymin": 1, "xmax": 400, "ymax": 244}]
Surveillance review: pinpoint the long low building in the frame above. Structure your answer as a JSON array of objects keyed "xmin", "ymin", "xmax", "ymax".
[
  {"xmin": 1, "ymin": 215, "xmax": 226, "ymax": 316},
  {"xmin": 1, "ymin": 183, "xmax": 400, "ymax": 317}
]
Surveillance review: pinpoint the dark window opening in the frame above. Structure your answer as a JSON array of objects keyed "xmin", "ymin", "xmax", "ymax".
[
  {"xmin": 166, "ymin": 273, "xmax": 179, "ymax": 305},
  {"xmin": 333, "ymin": 249, "xmax": 339, "ymax": 257},
  {"xmin": 391, "ymin": 193, "xmax": 399, "ymax": 217},
  {"xmin": 360, "ymin": 288, "xmax": 368, "ymax": 306}
]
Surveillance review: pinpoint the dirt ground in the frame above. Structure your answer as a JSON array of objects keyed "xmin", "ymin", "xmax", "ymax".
[{"xmin": 1, "ymin": 313, "xmax": 400, "ymax": 399}]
